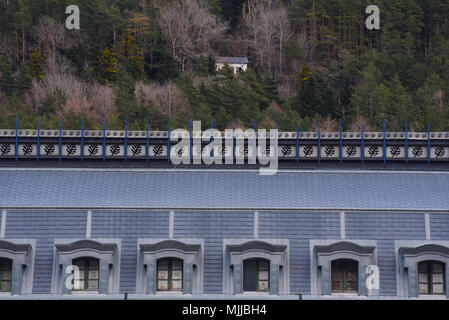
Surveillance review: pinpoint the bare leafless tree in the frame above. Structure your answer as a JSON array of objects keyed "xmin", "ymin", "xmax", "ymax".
[
  {"xmin": 275, "ymin": 6, "xmax": 292, "ymax": 75},
  {"xmin": 297, "ymin": 33, "xmax": 314, "ymax": 64},
  {"xmin": 243, "ymin": 0, "xmax": 292, "ymax": 77},
  {"xmin": 33, "ymin": 17, "xmax": 68, "ymax": 75},
  {"xmin": 136, "ymin": 81, "xmax": 187, "ymax": 119},
  {"xmin": 159, "ymin": 0, "xmax": 227, "ymax": 71}
]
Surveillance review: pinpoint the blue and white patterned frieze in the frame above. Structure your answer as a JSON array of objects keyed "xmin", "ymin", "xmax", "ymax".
[
  {"xmin": 279, "ymin": 145, "xmax": 296, "ymax": 158},
  {"xmin": 18, "ymin": 144, "xmax": 37, "ymax": 156},
  {"xmin": 235, "ymin": 145, "xmax": 255, "ymax": 159},
  {"xmin": 127, "ymin": 144, "xmax": 146, "ymax": 157},
  {"xmin": 386, "ymin": 146, "xmax": 405, "ymax": 159},
  {"xmin": 106, "ymin": 144, "xmax": 124, "ymax": 157},
  {"xmin": 431, "ymin": 146, "xmax": 449, "ymax": 159},
  {"xmin": 62, "ymin": 144, "xmax": 81, "ymax": 157},
  {"xmin": 149, "ymin": 144, "xmax": 168, "ymax": 157},
  {"xmin": 171, "ymin": 144, "xmax": 189, "ymax": 159},
  {"xmin": 408, "ymin": 146, "xmax": 427, "ymax": 159},
  {"xmin": 300, "ymin": 145, "xmax": 318, "ymax": 158},
  {"xmin": 214, "ymin": 145, "xmax": 232, "ymax": 159},
  {"xmin": 364, "ymin": 146, "xmax": 384, "ymax": 159},
  {"xmin": 84, "ymin": 144, "xmax": 103, "ymax": 157},
  {"xmin": 321, "ymin": 145, "xmax": 339, "ymax": 159},
  {"xmin": 0, "ymin": 143, "xmax": 15, "ymax": 156},
  {"xmin": 192, "ymin": 144, "xmax": 208, "ymax": 158},
  {"xmin": 342, "ymin": 146, "xmax": 362, "ymax": 158},
  {"xmin": 40, "ymin": 144, "xmax": 59, "ymax": 156},
  {"xmin": 257, "ymin": 145, "xmax": 275, "ymax": 158}
]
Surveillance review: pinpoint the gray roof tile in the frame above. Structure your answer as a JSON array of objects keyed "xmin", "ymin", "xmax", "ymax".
[
  {"xmin": 215, "ymin": 56, "xmax": 249, "ymax": 64},
  {"xmin": 0, "ymin": 169, "xmax": 448, "ymax": 210}
]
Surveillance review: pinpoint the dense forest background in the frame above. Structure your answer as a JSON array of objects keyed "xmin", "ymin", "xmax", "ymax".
[{"xmin": 0, "ymin": 0, "xmax": 448, "ymax": 131}]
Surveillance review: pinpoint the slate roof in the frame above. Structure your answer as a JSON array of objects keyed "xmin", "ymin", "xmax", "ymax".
[
  {"xmin": 1, "ymin": 169, "xmax": 448, "ymax": 211},
  {"xmin": 215, "ymin": 56, "xmax": 249, "ymax": 64}
]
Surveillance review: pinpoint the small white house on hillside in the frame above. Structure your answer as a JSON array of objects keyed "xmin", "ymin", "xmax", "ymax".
[{"xmin": 215, "ymin": 57, "xmax": 249, "ymax": 74}]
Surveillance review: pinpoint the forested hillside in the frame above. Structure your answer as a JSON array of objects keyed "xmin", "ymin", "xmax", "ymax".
[{"xmin": 0, "ymin": 0, "xmax": 448, "ymax": 131}]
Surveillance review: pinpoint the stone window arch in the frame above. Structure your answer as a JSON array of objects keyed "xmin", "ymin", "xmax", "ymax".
[
  {"xmin": 398, "ymin": 244, "xmax": 449, "ymax": 298},
  {"xmin": 418, "ymin": 261, "xmax": 445, "ymax": 296},
  {"xmin": 0, "ymin": 240, "xmax": 34, "ymax": 295},
  {"xmin": 313, "ymin": 240, "xmax": 377, "ymax": 296},
  {"xmin": 138, "ymin": 239, "xmax": 203, "ymax": 295},
  {"xmin": 224, "ymin": 240, "xmax": 289, "ymax": 296},
  {"xmin": 52, "ymin": 239, "xmax": 120, "ymax": 295}
]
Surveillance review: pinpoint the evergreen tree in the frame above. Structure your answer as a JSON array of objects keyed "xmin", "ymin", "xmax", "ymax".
[
  {"xmin": 92, "ymin": 48, "xmax": 119, "ymax": 85},
  {"xmin": 30, "ymin": 48, "xmax": 45, "ymax": 80}
]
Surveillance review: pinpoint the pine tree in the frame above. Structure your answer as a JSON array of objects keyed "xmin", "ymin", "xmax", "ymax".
[
  {"xmin": 92, "ymin": 48, "xmax": 119, "ymax": 85},
  {"xmin": 114, "ymin": 34, "xmax": 145, "ymax": 80},
  {"xmin": 30, "ymin": 48, "xmax": 45, "ymax": 80}
]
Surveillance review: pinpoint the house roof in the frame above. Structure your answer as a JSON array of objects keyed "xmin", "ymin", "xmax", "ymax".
[
  {"xmin": 215, "ymin": 56, "xmax": 249, "ymax": 64},
  {"xmin": 0, "ymin": 168, "xmax": 448, "ymax": 211}
]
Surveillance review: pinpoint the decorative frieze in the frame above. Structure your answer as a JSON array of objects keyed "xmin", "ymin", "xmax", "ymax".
[{"xmin": 1, "ymin": 130, "xmax": 448, "ymax": 162}]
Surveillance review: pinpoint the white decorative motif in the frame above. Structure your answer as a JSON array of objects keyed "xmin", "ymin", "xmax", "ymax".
[
  {"xmin": 62, "ymin": 144, "xmax": 81, "ymax": 157},
  {"xmin": 193, "ymin": 144, "xmax": 211, "ymax": 158},
  {"xmin": 279, "ymin": 145, "xmax": 296, "ymax": 158},
  {"xmin": 40, "ymin": 144, "xmax": 59, "ymax": 156},
  {"xmin": 127, "ymin": 144, "xmax": 146, "ymax": 157},
  {"xmin": 386, "ymin": 146, "xmax": 405, "ymax": 159},
  {"xmin": 364, "ymin": 146, "xmax": 383, "ymax": 159},
  {"xmin": 408, "ymin": 146, "xmax": 427, "ymax": 159},
  {"xmin": 0, "ymin": 144, "xmax": 15, "ymax": 157},
  {"xmin": 214, "ymin": 145, "xmax": 232, "ymax": 159},
  {"xmin": 84, "ymin": 144, "xmax": 103, "ymax": 157},
  {"xmin": 321, "ymin": 145, "xmax": 339, "ymax": 159},
  {"xmin": 18, "ymin": 144, "xmax": 37, "ymax": 156},
  {"xmin": 171, "ymin": 144, "xmax": 189, "ymax": 159},
  {"xmin": 431, "ymin": 146, "xmax": 449, "ymax": 159},
  {"xmin": 106, "ymin": 144, "xmax": 124, "ymax": 157},
  {"xmin": 257, "ymin": 145, "xmax": 274, "ymax": 158},
  {"xmin": 149, "ymin": 145, "xmax": 167, "ymax": 157},
  {"xmin": 342, "ymin": 146, "xmax": 361, "ymax": 158},
  {"xmin": 235, "ymin": 145, "xmax": 254, "ymax": 159},
  {"xmin": 300, "ymin": 145, "xmax": 318, "ymax": 158}
]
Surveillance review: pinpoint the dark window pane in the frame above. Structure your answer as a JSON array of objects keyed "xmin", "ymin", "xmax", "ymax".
[
  {"xmin": 72, "ymin": 257, "xmax": 99, "ymax": 292},
  {"xmin": 331, "ymin": 259, "xmax": 358, "ymax": 294},
  {"xmin": 0, "ymin": 258, "xmax": 12, "ymax": 292},
  {"xmin": 157, "ymin": 258, "xmax": 183, "ymax": 292},
  {"xmin": 243, "ymin": 259, "xmax": 258, "ymax": 292},
  {"xmin": 418, "ymin": 263, "xmax": 428, "ymax": 273},
  {"xmin": 418, "ymin": 261, "xmax": 446, "ymax": 295},
  {"xmin": 331, "ymin": 281, "xmax": 343, "ymax": 292}
]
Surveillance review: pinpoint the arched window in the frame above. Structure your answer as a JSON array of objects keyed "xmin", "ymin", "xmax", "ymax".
[
  {"xmin": 72, "ymin": 257, "xmax": 99, "ymax": 292},
  {"xmin": 418, "ymin": 261, "xmax": 445, "ymax": 295},
  {"xmin": 243, "ymin": 258, "xmax": 270, "ymax": 293},
  {"xmin": 331, "ymin": 259, "xmax": 358, "ymax": 294},
  {"xmin": 157, "ymin": 258, "xmax": 183, "ymax": 292},
  {"xmin": 0, "ymin": 258, "xmax": 12, "ymax": 292}
]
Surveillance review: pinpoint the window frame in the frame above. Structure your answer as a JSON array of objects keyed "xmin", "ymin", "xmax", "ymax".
[
  {"xmin": 72, "ymin": 257, "xmax": 100, "ymax": 293},
  {"xmin": 331, "ymin": 259, "xmax": 359, "ymax": 294},
  {"xmin": 312, "ymin": 240, "xmax": 377, "ymax": 296},
  {"xmin": 139, "ymin": 239, "xmax": 203, "ymax": 295},
  {"xmin": 225, "ymin": 239, "xmax": 289, "ymax": 296},
  {"xmin": 398, "ymin": 242, "xmax": 449, "ymax": 298},
  {"xmin": 156, "ymin": 258, "xmax": 184, "ymax": 292},
  {"xmin": 0, "ymin": 258, "xmax": 12, "ymax": 293},
  {"xmin": 418, "ymin": 261, "xmax": 446, "ymax": 296},
  {"xmin": 243, "ymin": 258, "xmax": 270, "ymax": 293},
  {"xmin": 53, "ymin": 239, "xmax": 120, "ymax": 295}
]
